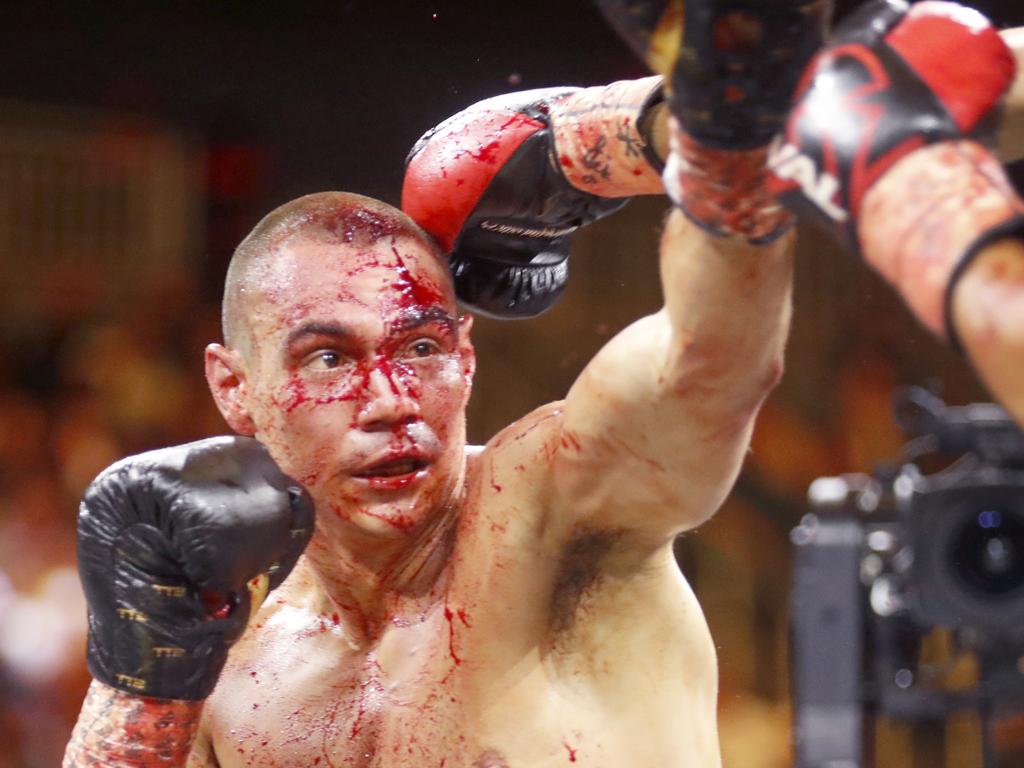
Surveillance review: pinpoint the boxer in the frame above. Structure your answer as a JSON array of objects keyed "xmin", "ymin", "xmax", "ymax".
[
  {"xmin": 769, "ymin": 0, "xmax": 1024, "ymax": 422},
  {"xmin": 64, "ymin": 1, "xmax": 825, "ymax": 765}
]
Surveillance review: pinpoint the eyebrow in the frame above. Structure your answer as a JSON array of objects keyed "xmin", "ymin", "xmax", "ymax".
[
  {"xmin": 282, "ymin": 307, "xmax": 457, "ymax": 353},
  {"xmin": 389, "ymin": 305, "xmax": 457, "ymax": 335},
  {"xmin": 284, "ymin": 321, "xmax": 354, "ymax": 351}
]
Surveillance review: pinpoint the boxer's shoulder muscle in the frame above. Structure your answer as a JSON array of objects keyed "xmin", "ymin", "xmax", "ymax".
[{"xmin": 457, "ymin": 398, "xmax": 719, "ymax": 685}]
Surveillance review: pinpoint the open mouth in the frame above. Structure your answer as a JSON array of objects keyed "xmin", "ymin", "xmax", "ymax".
[{"xmin": 354, "ymin": 457, "xmax": 429, "ymax": 479}]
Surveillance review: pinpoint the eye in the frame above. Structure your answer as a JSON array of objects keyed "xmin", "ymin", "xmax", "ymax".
[
  {"xmin": 303, "ymin": 350, "xmax": 345, "ymax": 370},
  {"xmin": 405, "ymin": 338, "xmax": 442, "ymax": 359}
]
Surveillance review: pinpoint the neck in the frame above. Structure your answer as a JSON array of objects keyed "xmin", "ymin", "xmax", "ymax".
[{"xmin": 302, "ymin": 495, "xmax": 460, "ymax": 647}]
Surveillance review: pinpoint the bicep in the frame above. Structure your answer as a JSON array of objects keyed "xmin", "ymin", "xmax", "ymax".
[
  {"xmin": 554, "ymin": 311, "xmax": 762, "ymax": 540},
  {"xmin": 549, "ymin": 212, "xmax": 790, "ymax": 542}
]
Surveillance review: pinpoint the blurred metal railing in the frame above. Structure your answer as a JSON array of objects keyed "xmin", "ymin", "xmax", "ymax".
[{"xmin": 0, "ymin": 101, "xmax": 202, "ymax": 315}]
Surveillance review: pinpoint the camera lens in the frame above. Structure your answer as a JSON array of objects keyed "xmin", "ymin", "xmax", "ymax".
[{"xmin": 949, "ymin": 509, "xmax": 1024, "ymax": 596}]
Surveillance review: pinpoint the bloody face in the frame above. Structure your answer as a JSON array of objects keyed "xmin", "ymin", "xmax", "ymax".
[{"xmin": 238, "ymin": 229, "xmax": 473, "ymax": 539}]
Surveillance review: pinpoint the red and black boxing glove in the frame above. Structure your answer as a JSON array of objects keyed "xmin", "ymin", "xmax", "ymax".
[
  {"xmin": 769, "ymin": 0, "xmax": 1024, "ymax": 339},
  {"xmin": 402, "ymin": 79, "xmax": 665, "ymax": 319}
]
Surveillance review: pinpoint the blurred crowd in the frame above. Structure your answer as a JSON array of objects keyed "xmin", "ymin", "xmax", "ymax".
[{"xmin": 0, "ymin": 265, "xmax": 225, "ymax": 767}]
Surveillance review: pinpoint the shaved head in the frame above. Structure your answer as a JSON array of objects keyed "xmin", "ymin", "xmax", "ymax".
[{"xmin": 222, "ymin": 191, "xmax": 447, "ymax": 357}]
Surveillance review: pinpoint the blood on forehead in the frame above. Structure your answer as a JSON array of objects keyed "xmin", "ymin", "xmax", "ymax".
[
  {"xmin": 387, "ymin": 245, "xmax": 448, "ymax": 315},
  {"xmin": 265, "ymin": 200, "xmax": 441, "ymax": 255},
  {"xmin": 310, "ymin": 203, "xmax": 403, "ymax": 245},
  {"xmin": 251, "ymin": 233, "xmax": 455, "ymax": 342}
]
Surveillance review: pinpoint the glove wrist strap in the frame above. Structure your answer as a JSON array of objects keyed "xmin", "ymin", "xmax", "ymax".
[
  {"xmin": 664, "ymin": 117, "xmax": 793, "ymax": 244},
  {"xmin": 858, "ymin": 140, "xmax": 1024, "ymax": 340},
  {"xmin": 550, "ymin": 76, "xmax": 666, "ymax": 197}
]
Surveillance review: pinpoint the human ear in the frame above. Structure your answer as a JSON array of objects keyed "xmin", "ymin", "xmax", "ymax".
[{"xmin": 205, "ymin": 343, "xmax": 257, "ymax": 436}]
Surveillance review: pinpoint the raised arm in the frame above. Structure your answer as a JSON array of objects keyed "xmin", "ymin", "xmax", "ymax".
[
  {"xmin": 402, "ymin": 1, "xmax": 825, "ymax": 544},
  {"xmin": 557, "ymin": 214, "xmax": 793, "ymax": 540},
  {"xmin": 551, "ymin": 1, "xmax": 829, "ymax": 542}
]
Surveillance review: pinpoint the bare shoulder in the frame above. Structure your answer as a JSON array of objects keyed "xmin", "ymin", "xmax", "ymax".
[{"xmin": 463, "ymin": 400, "xmax": 566, "ymax": 531}]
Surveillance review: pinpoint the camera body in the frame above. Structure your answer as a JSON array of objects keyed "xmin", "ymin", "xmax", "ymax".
[{"xmin": 791, "ymin": 389, "xmax": 1024, "ymax": 768}]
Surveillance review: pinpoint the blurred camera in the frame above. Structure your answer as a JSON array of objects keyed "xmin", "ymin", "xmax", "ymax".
[{"xmin": 791, "ymin": 387, "xmax": 1024, "ymax": 768}]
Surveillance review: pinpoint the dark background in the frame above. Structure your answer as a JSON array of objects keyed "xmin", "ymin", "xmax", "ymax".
[
  {"xmin": 1, "ymin": 2, "xmax": 1023, "ymax": 766},
  {"xmin": 0, "ymin": 0, "xmax": 1015, "ymax": 260},
  {"xmin": 2, "ymin": 0, "xmax": 1021, "ymax": 293}
]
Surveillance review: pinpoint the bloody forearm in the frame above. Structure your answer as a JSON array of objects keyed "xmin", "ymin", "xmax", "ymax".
[{"xmin": 63, "ymin": 680, "xmax": 204, "ymax": 767}]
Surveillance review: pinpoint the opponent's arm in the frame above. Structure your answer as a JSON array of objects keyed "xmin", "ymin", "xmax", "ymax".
[
  {"xmin": 930, "ymin": 22, "xmax": 1024, "ymax": 424},
  {"xmin": 549, "ymin": 0, "xmax": 827, "ymax": 542},
  {"xmin": 951, "ymin": 237, "xmax": 1024, "ymax": 422},
  {"xmin": 998, "ymin": 27, "xmax": 1024, "ymax": 162},
  {"xmin": 771, "ymin": 1, "xmax": 1024, "ymax": 425},
  {"xmin": 63, "ymin": 438, "xmax": 312, "ymax": 767}
]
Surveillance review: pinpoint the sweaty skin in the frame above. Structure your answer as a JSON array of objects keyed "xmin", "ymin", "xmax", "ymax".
[
  {"xmin": 67, "ymin": 23, "xmax": 1024, "ymax": 762},
  {"xmin": 179, "ymin": 34, "xmax": 1019, "ymax": 766},
  {"xmin": 179, "ymin": 200, "xmax": 791, "ymax": 767},
  {"xmin": 64, "ymin": 83, "xmax": 791, "ymax": 764}
]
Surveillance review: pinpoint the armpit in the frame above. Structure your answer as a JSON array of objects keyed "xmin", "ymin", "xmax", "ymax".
[{"xmin": 548, "ymin": 527, "xmax": 623, "ymax": 636}]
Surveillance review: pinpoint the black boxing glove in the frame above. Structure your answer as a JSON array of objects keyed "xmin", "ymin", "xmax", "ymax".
[
  {"xmin": 768, "ymin": 0, "xmax": 1024, "ymax": 339},
  {"xmin": 402, "ymin": 78, "xmax": 665, "ymax": 319},
  {"xmin": 596, "ymin": 0, "xmax": 831, "ymax": 149},
  {"xmin": 594, "ymin": 0, "xmax": 830, "ymax": 242},
  {"xmin": 77, "ymin": 436, "xmax": 313, "ymax": 700}
]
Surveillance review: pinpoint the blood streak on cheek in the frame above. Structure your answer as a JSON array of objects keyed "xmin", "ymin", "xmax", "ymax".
[{"xmin": 276, "ymin": 374, "xmax": 359, "ymax": 414}]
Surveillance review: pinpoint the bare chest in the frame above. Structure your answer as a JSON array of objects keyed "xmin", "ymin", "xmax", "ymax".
[
  {"xmin": 202, "ymin": 577, "xmax": 719, "ymax": 768},
  {"xmin": 205, "ymin": 605, "xmax": 469, "ymax": 767}
]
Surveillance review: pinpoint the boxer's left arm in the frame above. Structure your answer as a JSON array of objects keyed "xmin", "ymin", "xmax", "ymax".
[
  {"xmin": 546, "ymin": 0, "xmax": 830, "ymax": 543},
  {"xmin": 553, "ymin": 214, "xmax": 793, "ymax": 542}
]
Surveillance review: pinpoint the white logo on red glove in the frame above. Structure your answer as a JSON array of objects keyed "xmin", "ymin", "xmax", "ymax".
[{"xmin": 769, "ymin": 137, "xmax": 848, "ymax": 224}]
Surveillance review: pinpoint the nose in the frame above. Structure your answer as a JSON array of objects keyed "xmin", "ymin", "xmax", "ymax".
[{"xmin": 356, "ymin": 366, "xmax": 420, "ymax": 431}]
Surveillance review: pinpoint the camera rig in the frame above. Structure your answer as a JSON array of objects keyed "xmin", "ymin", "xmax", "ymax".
[{"xmin": 791, "ymin": 388, "xmax": 1024, "ymax": 768}]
